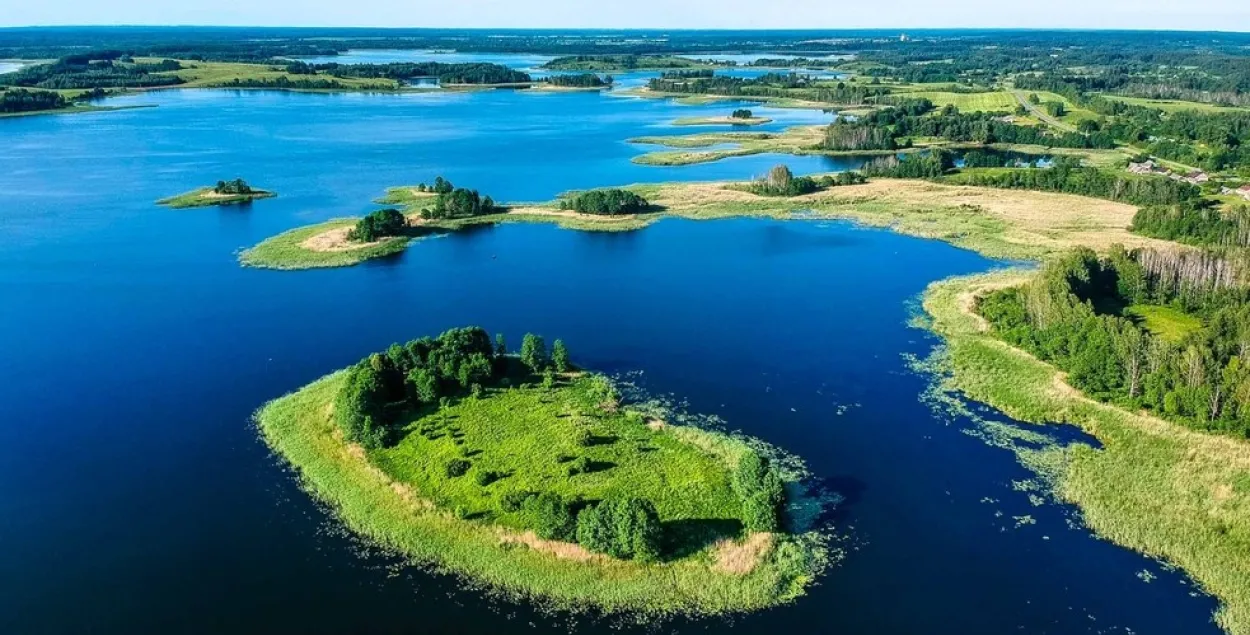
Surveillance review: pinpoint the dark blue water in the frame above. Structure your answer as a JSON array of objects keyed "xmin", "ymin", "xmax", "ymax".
[{"xmin": 0, "ymin": 83, "xmax": 1222, "ymax": 635}]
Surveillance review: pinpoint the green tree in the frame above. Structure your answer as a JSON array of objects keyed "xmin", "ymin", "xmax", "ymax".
[
  {"xmin": 520, "ymin": 333, "xmax": 548, "ymax": 372},
  {"xmin": 552, "ymin": 339, "xmax": 570, "ymax": 372},
  {"xmin": 523, "ymin": 492, "xmax": 577, "ymax": 541},
  {"xmin": 575, "ymin": 495, "xmax": 663, "ymax": 562},
  {"xmin": 733, "ymin": 451, "xmax": 785, "ymax": 533}
]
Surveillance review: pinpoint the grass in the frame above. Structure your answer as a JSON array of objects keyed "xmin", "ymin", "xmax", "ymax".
[
  {"xmin": 897, "ymin": 90, "xmax": 1019, "ymax": 112},
  {"xmin": 1104, "ymin": 95, "xmax": 1250, "ymax": 114},
  {"xmin": 255, "ymin": 370, "xmax": 832, "ymax": 616},
  {"xmin": 672, "ymin": 116, "xmax": 774, "ymax": 127},
  {"xmin": 922, "ymin": 272, "xmax": 1250, "ymax": 635},
  {"xmin": 1125, "ymin": 304, "xmax": 1204, "ymax": 342},
  {"xmin": 156, "ymin": 186, "xmax": 276, "ymax": 209},
  {"xmin": 372, "ymin": 374, "xmax": 743, "ymax": 537},
  {"xmin": 238, "ymin": 218, "xmax": 414, "ymax": 270}
]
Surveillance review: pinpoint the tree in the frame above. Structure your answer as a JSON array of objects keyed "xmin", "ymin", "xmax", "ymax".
[
  {"xmin": 552, "ymin": 339, "xmax": 570, "ymax": 372},
  {"xmin": 495, "ymin": 333, "xmax": 507, "ymax": 356},
  {"xmin": 523, "ymin": 492, "xmax": 577, "ymax": 541},
  {"xmin": 520, "ymin": 333, "xmax": 547, "ymax": 372},
  {"xmin": 348, "ymin": 208, "xmax": 407, "ymax": 242},
  {"xmin": 733, "ymin": 451, "xmax": 785, "ymax": 533},
  {"xmin": 575, "ymin": 495, "xmax": 663, "ymax": 562}
]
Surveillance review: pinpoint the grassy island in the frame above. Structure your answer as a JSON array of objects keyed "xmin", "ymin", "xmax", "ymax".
[
  {"xmin": 256, "ymin": 327, "xmax": 831, "ymax": 615},
  {"xmin": 157, "ymin": 179, "xmax": 275, "ymax": 209}
]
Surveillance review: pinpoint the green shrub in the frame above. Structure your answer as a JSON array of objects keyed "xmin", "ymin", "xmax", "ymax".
[
  {"xmin": 567, "ymin": 456, "xmax": 592, "ymax": 476},
  {"xmin": 445, "ymin": 459, "xmax": 471, "ymax": 478},
  {"xmin": 475, "ymin": 469, "xmax": 503, "ymax": 486},
  {"xmin": 575, "ymin": 495, "xmax": 663, "ymax": 562},
  {"xmin": 523, "ymin": 492, "xmax": 577, "ymax": 541},
  {"xmin": 499, "ymin": 491, "xmax": 534, "ymax": 513},
  {"xmin": 573, "ymin": 427, "xmax": 594, "ymax": 448},
  {"xmin": 733, "ymin": 451, "xmax": 785, "ymax": 533}
]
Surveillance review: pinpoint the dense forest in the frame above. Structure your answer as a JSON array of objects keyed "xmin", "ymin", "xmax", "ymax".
[
  {"xmin": 0, "ymin": 53, "xmax": 183, "ymax": 89},
  {"xmin": 542, "ymin": 55, "xmax": 700, "ymax": 71},
  {"xmin": 559, "ymin": 189, "xmax": 650, "ymax": 215},
  {"xmin": 981, "ymin": 247, "xmax": 1250, "ymax": 436},
  {"xmin": 0, "ymin": 87, "xmax": 68, "ymax": 113},
  {"xmin": 319, "ymin": 62, "xmax": 530, "ymax": 84},
  {"xmin": 544, "ymin": 73, "xmax": 611, "ymax": 88}
]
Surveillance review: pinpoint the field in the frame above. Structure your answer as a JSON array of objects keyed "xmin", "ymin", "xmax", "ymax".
[
  {"xmin": 922, "ymin": 273, "xmax": 1250, "ymax": 635},
  {"xmin": 255, "ymin": 370, "xmax": 832, "ymax": 615},
  {"xmin": 895, "ymin": 90, "xmax": 1019, "ymax": 112},
  {"xmin": 1104, "ymin": 95, "xmax": 1250, "ymax": 114},
  {"xmin": 1125, "ymin": 304, "xmax": 1204, "ymax": 342},
  {"xmin": 371, "ymin": 374, "xmax": 744, "ymax": 544},
  {"xmin": 156, "ymin": 186, "xmax": 276, "ymax": 209}
]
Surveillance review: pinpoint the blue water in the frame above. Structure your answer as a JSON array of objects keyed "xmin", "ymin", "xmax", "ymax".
[
  {"xmin": 292, "ymin": 48, "xmax": 557, "ymax": 70},
  {"xmin": 0, "ymin": 81, "xmax": 1223, "ymax": 635}
]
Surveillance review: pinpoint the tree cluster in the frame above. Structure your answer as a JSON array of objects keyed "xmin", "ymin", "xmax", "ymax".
[
  {"xmin": 213, "ymin": 178, "xmax": 254, "ymax": 195},
  {"xmin": 0, "ymin": 87, "xmax": 68, "ymax": 113},
  {"xmin": 0, "ymin": 54, "xmax": 184, "ymax": 90},
  {"xmin": 348, "ymin": 208, "xmax": 407, "ymax": 242},
  {"xmin": 544, "ymin": 73, "xmax": 611, "ymax": 88},
  {"xmin": 750, "ymin": 165, "xmax": 820, "ymax": 197},
  {"xmin": 416, "ymin": 177, "xmax": 498, "ymax": 220},
  {"xmin": 558, "ymin": 189, "xmax": 650, "ymax": 215}
]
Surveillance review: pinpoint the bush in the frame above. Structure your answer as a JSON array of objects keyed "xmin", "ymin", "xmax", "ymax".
[
  {"xmin": 445, "ymin": 459, "xmax": 471, "ymax": 478},
  {"xmin": 572, "ymin": 427, "xmax": 595, "ymax": 447},
  {"xmin": 475, "ymin": 469, "xmax": 503, "ymax": 486},
  {"xmin": 499, "ymin": 491, "xmax": 534, "ymax": 513},
  {"xmin": 523, "ymin": 492, "xmax": 577, "ymax": 541},
  {"xmin": 575, "ymin": 496, "xmax": 663, "ymax": 562},
  {"xmin": 733, "ymin": 451, "xmax": 785, "ymax": 533},
  {"xmin": 566, "ymin": 456, "xmax": 592, "ymax": 476}
]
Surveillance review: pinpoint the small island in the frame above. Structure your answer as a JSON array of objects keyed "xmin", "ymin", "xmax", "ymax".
[
  {"xmin": 256, "ymin": 326, "xmax": 831, "ymax": 614},
  {"xmin": 157, "ymin": 178, "xmax": 276, "ymax": 208},
  {"xmin": 673, "ymin": 109, "xmax": 773, "ymax": 127}
]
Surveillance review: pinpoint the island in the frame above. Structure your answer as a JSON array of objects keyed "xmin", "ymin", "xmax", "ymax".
[
  {"xmin": 673, "ymin": 108, "xmax": 773, "ymax": 127},
  {"xmin": 157, "ymin": 178, "xmax": 275, "ymax": 208},
  {"xmin": 256, "ymin": 326, "xmax": 832, "ymax": 614}
]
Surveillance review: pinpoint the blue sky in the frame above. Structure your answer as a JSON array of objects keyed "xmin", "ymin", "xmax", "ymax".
[{"xmin": 1, "ymin": 0, "xmax": 1247, "ymax": 31}]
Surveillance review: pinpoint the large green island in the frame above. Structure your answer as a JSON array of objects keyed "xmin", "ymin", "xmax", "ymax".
[{"xmin": 256, "ymin": 327, "xmax": 831, "ymax": 615}]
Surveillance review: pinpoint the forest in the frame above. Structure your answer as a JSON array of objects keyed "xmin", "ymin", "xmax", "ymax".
[
  {"xmin": 413, "ymin": 177, "xmax": 499, "ymax": 220},
  {"xmin": 0, "ymin": 53, "xmax": 183, "ymax": 90},
  {"xmin": 320, "ymin": 62, "xmax": 530, "ymax": 84},
  {"xmin": 647, "ymin": 73, "xmax": 887, "ymax": 105},
  {"xmin": 544, "ymin": 73, "xmax": 612, "ymax": 88},
  {"xmin": 0, "ymin": 88, "xmax": 68, "ymax": 113},
  {"xmin": 980, "ymin": 246, "xmax": 1250, "ymax": 436}
]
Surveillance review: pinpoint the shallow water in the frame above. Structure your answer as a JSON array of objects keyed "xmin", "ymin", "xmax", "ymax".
[{"xmin": 0, "ymin": 79, "xmax": 1224, "ymax": 635}]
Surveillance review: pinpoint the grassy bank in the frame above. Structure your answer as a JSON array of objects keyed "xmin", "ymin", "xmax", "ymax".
[
  {"xmin": 238, "ymin": 218, "xmax": 413, "ymax": 269},
  {"xmin": 922, "ymin": 273, "xmax": 1250, "ymax": 635},
  {"xmin": 672, "ymin": 116, "xmax": 773, "ymax": 127},
  {"xmin": 255, "ymin": 371, "xmax": 831, "ymax": 616},
  {"xmin": 243, "ymin": 177, "xmax": 1165, "ymax": 270},
  {"xmin": 157, "ymin": 186, "xmax": 276, "ymax": 209}
]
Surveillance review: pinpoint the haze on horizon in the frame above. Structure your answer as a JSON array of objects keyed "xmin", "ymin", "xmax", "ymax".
[{"xmin": 1, "ymin": 0, "xmax": 1247, "ymax": 33}]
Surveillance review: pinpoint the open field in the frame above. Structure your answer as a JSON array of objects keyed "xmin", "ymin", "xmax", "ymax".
[
  {"xmin": 1104, "ymin": 95, "xmax": 1250, "ymax": 114},
  {"xmin": 149, "ymin": 59, "xmax": 401, "ymax": 91},
  {"xmin": 892, "ymin": 90, "xmax": 1019, "ymax": 112},
  {"xmin": 255, "ymin": 370, "xmax": 831, "ymax": 615},
  {"xmin": 1125, "ymin": 304, "xmax": 1205, "ymax": 342}
]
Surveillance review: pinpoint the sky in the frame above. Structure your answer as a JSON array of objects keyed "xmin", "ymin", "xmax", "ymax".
[{"xmin": 0, "ymin": 0, "xmax": 1247, "ymax": 32}]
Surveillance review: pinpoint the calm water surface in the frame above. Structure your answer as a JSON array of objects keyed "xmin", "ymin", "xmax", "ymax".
[{"xmin": 0, "ymin": 77, "xmax": 1222, "ymax": 635}]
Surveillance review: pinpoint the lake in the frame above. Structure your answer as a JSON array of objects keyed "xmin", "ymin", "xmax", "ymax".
[{"xmin": 0, "ymin": 75, "xmax": 1223, "ymax": 634}]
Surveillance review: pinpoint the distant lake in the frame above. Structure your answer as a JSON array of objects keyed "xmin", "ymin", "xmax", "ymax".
[
  {"xmin": 291, "ymin": 48, "xmax": 556, "ymax": 70},
  {"xmin": 0, "ymin": 61, "xmax": 25, "ymax": 74},
  {"xmin": 0, "ymin": 74, "xmax": 1221, "ymax": 635}
]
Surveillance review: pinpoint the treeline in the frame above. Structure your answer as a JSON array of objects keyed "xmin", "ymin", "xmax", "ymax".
[
  {"xmin": 542, "ymin": 55, "xmax": 698, "ymax": 71},
  {"xmin": 559, "ymin": 189, "xmax": 650, "ymax": 215},
  {"xmin": 0, "ymin": 54, "xmax": 184, "ymax": 90},
  {"xmin": 414, "ymin": 176, "xmax": 499, "ymax": 220},
  {"xmin": 980, "ymin": 247, "xmax": 1250, "ymax": 436},
  {"xmin": 321, "ymin": 62, "xmax": 530, "ymax": 84},
  {"xmin": 1133, "ymin": 203, "xmax": 1250, "ymax": 248},
  {"xmin": 0, "ymin": 88, "xmax": 68, "ymax": 113},
  {"xmin": 218, "ymin": 76, "xmax": 358, "ymax": 91},
  {"xmin": 544, "ymin": 73, "xmax": 611, "ymax": 88},
  {"xmin": 851, "ymin": 102, "xmax": 1115, "ymax": 150},
  {"xmin": 647, "ymin": 73, "xmax": 887, "ymax": 105},
  {"xmin": 942, "ymin": 159, "xmax": 1200, "ymax": 206}
]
